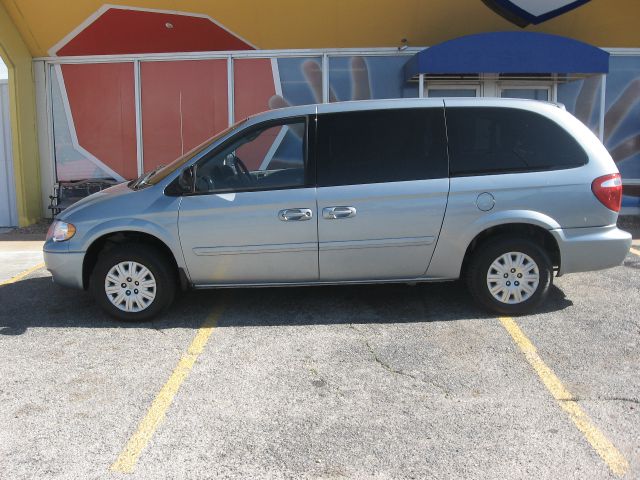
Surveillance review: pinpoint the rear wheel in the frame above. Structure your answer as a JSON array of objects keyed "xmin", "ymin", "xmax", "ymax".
[
  {"xmin": 465, "ymin": 236, "xmax": 552, "ymax": 315},
  {"xmin": 90, "ymin": 244, "xmax": 176, "ymax": 321}
]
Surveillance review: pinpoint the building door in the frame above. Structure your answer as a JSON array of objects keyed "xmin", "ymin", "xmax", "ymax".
[
  {"xmin": 0, "ymin": 80, "xmax": 18, "ymax": 227},
  {"xmin": 423, "ymin": 79, "xmax": 554, "ymax": 102}
]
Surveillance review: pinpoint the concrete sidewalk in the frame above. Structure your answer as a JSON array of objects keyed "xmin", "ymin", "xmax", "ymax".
[{"xmin": 0, "ymin": 240, "xmax": 44, "ymax": 283}]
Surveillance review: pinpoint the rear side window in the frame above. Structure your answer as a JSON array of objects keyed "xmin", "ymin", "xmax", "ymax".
[
  {"xmin": 446, "ymin": 107, "xmax": 588, "ymax": 176},
  {"xmin": 317, "ymin": 108, "xmax": 448, "ymax": 187}
]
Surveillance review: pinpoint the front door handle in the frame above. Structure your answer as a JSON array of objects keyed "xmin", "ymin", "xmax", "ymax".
[
  {"xmin": 278, "ymin": 208, "xmax": 313, "ymax": 221},
  {"xmin": 322, "ymin": 206, "xmax": 357, "ymax": 220}
]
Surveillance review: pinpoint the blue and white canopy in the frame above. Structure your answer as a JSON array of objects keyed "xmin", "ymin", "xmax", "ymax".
[{"xmin": 404, "ymin": 31, "xmax": 609, "ymax": 80}]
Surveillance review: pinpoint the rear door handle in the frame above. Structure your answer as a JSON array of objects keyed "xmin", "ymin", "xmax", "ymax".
[
  {"xmin": 322, "ymin": 206, "xmax": 357, "ymax": 219},
  {"xmin": 278, "ymin": 208, "xmax": 313, "ymax": 221}
]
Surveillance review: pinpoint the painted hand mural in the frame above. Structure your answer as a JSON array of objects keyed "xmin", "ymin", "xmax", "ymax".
[{"xmin": 562, "ymin": 60, "xmax": 640, "ymax": 207}]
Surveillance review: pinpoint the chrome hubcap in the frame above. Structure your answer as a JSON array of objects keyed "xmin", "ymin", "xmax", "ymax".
[
  {"xmin": 105, "ymin": 261, "xmax": 156, "ymax": 312},
  {"xmin": 486, "ymin": 252, "xmax": 539, "ymax": 304}
]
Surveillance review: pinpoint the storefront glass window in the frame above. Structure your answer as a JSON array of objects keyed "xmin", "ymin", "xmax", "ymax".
[
  {"xmin": 603, "ymin": 56, "xmax": 640, "ymax": 183},
  {"xmin": 557, "ymin": 76, "xmax": 602, "ymax": 138},
  {"xmin": 234, "ymin": 57, "xmax": 323, "ymax": 120},
  {"xmin": 428, "ymin": 88, "xmax": 478, "ymax": 98},
  {"xmin": 51, "ymin": 63, "xmax": 136, "ymax": 181},
  {"xmin": 501, "ymin": 88, "xmax": 549, "ymax": 101},
  {"xmin": 328, "ymin": 55, "xmax": 417, "ymax": 102},
  {"xmin": 140, "ymin": 59, "xmax": 229, "ymax": 171}
]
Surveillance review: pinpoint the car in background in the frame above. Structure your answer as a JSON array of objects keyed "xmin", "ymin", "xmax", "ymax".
[{"xmin": 44, "ymin": 98, "xmax": 631, "ymax": 320}]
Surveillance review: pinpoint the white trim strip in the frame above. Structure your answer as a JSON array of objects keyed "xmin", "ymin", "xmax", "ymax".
[
  {"xmin": 227, "ymin": 56, "xmax": 234, "ymax": 126},
  {"xmin": 36, "ymin": 46, "xmax": 639, "ymax": 65},
  {"xmin": 599, "ymin": 74, "xmax": 607, "ymax": 143},
  {"xmin": 36, "ymin": 48, "xmax": 421, "ymax": 64},
  {"xmin": 271, "ymin": 58, "xmax": 282, "ymax": 97},
  {"xmin": 322, "ymin": 54, "xmax": 329, "ymax": 103},
  {"xmin": 133, "ymin": 60, "xmax": 144, "ymax": 175}
]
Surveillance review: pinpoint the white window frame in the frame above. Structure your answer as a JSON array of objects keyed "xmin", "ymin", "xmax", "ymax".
[
  {"xmin": 424, "ymin": 82, "xmax": 481, "ymax": 98},
  {"xmin": 497, "ymin": 82, "xmax": 555, "ymax": 102}
]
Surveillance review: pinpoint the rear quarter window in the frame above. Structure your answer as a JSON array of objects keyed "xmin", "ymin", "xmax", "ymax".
[{"xmin": 446, "ymin": 107, "xmax": 588, "ymax": 176}]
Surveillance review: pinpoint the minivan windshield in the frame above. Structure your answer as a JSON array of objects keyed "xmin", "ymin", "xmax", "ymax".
[{"xmin": 129, "ymin": 120, "xmax": 246, "ymax": 189}]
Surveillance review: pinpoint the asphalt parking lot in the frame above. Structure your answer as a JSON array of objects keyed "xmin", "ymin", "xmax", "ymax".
[{"xmin": 0, "ymin": 232, "xmax": 639, "ymax": 479}]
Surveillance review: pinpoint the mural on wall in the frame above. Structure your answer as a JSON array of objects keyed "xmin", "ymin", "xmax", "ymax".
[
  {"xmin": 51, "ymin": 6, "xmax": 266, "ymax": 181},
  {"xmin": 49, "ymin": 5, "xmax": 420, "ymax": 182},
  {"xmin": 557, "ymin": 59, "xmax": 640, "ymax": 209},
  {"xmin": 49, "ymin": 4, "xmax": 640, "ymax": 212}
]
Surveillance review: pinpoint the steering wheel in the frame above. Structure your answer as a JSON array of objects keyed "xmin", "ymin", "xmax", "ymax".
[{"xmin": 232, "ymin": 155, "xmax": 254, "ymax": 185}]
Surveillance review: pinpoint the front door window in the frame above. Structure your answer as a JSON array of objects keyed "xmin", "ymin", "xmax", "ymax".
[{"xmin": 193, "ymin": 119, "xmax": 306, "ymax": 194}]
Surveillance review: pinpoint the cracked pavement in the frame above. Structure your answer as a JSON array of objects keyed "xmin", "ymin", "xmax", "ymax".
[{"xmin": 0, "ymin": 241, "xmax": 638, "ymax": 479}]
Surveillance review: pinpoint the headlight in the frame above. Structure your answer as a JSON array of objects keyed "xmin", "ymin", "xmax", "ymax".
[{"xmin": 46, "ymin": 220, "xmax": 76, "ymax": 242}]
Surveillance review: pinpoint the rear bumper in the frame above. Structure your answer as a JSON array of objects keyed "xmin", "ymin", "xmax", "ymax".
[
  {"xmin": 43, "ymin": 248, "xmax": 85, "ymax": 289},
  {"xmin": 552, "ymin": 225, "xmax": 632, "ymax": 275}
]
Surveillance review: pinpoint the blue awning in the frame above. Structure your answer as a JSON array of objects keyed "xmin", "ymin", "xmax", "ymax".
[{"xmin": 404, "ymin": 31, "xmax": 609, "ymax": 80}]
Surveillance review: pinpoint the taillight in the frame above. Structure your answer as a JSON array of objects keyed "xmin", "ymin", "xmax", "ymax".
[{"xmin": 591, "ymin": 173, "xmax": 622, "ymax": 212}]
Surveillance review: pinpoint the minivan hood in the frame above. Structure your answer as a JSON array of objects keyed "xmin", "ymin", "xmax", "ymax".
[{"xmin": 58, "ymin": 182, "xmax": 134, "ymax": 220}]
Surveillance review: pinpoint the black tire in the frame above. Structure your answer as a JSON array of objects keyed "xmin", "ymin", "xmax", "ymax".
[
  {"xmin": 465, "ymin": 236, "xmax": 552, "ymax": 315},
  {"xmin": 90, "ymin": 243, "xmax": 176, "ymax": 321}
]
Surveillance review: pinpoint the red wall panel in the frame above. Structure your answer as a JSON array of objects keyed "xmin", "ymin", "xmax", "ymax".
[
  {"xmin": 57, "ymin": 9, "xmax": 252, "ymax": 56},
  {"xmin": 141, "ymin": 60, "xmax": 229, "ymax": 170},
  {"xmin": 61, "ymin": 63, "xmax": 138, "ymax": 179},
  {"xmin": 234, "ymin": 58, "xmax": 277, "ymax": 120}
]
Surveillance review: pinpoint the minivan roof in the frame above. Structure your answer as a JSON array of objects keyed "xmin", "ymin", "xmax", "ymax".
[{"xmin": 245, "ymin": 97, "xmax": 566, "ymax": 126}]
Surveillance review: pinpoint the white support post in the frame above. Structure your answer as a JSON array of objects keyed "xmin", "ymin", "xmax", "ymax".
[
  {"xmin": 227, "ymin": 56, "xmax": 234, "ymax": 126},
  {"xmin": 34, "ymin": 61, "xmax": 56, "ymax": 218},
  {"xmin": 599, "ymin": 74, "xmax": 607, "ymax": 143},
  {"xmin": 322, "ymin": 53, "xmax": 329, "ymax": 103},
  {"xmin": 482, "ymin": 73, "xmax": 499, "ymax": 97},
  {"xmin": 418, "ymin": 73, "xmax": 424, "ymax": 98},
  {"xmin": 134, "ymin": 60, "xmax": 144, "ymax": 175}
]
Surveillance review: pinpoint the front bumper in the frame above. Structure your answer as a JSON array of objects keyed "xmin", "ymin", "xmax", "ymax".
[
  {"xmin": 43, "ymin": 246, "xmax": 85, "ymax": 289},
  {"xmin": 552, "ymin": 225, "xmax": 632, "ymax": 275}
]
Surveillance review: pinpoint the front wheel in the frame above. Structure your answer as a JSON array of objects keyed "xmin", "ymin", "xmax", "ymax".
[
  {"xmin": 465, "ymin": 237, "xmax": 552, "ymax": 315},
  {"xmin": 90, "ymin": 244, "xmax": 176, "ymax": 321}
]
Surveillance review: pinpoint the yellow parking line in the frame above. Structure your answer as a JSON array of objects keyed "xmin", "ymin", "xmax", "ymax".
[
  {"xmin": 0, "ymin": 262, "xmax": 45, "ymax": 287},
  {"xmin": 110, "ymin": 303, "xmax": 226, "ymax": 473},
  {"xmin": 629, "ymin": 247, "xmax": 640, "ymax": 257},
  {"xmin": 499, "ymin": 317, "xmax": 628, "ymax": 477}
]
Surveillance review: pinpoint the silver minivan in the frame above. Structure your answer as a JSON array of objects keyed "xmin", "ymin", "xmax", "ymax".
[{"xmin": 43, "ymin": 98, "xmax": 632, "ymax": 320}]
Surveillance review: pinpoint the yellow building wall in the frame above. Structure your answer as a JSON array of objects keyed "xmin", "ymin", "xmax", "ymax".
[
  {"xmin": 1, "ymin": 0, "xmax": 640, "ymax": 58},
  {"xmin": 0, "ymin": 1, "xmax": 40, "ymax": 226}
]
